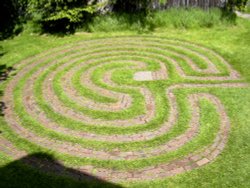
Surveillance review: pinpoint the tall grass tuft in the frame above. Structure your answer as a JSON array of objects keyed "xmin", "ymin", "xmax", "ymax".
[
  {"xmin": 246, "ymin": 1, "xmax": 250, "ymax": 13},
  {"xmin": 152, "ymin": 8, "xmax": 223, "ymax": 29},
  {"xmin": 87, "ymin": 8, "xmax": 236, "ymax": 33},
  {"xmin": 88, "ymin": 12, "xmax": 153, "ymax": 33}
]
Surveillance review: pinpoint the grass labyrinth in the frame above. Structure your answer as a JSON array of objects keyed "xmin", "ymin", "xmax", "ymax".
[{"xmin": 0, "ymin": 36, "xmax": 248, "ymax": 184}]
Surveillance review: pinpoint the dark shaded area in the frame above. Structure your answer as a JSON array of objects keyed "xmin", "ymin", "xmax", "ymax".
[
  {"xmin": 0, "ymin": 101, "xmax": 7, "ymax": 116},
  {"xmin": 227, "ymin": 0, "xmax": 248, "ymax": 11},
  {"xmin": 111, "ymin": 1, "xmax": 156, "ymax": 32},
  {"xmin": 115, "ymin": 12, "xmax": 154, "ymax": 32},
  {"xmin": 0, "ymin": 0, "xmax": 27, "ymax": 40},
  {"xmin": 0, "ymin": 153, "xmax": 123, "ymax": 188},
  {"xmin": 0, "ymin": 60, "xmax": 14, "ymax": 116},
  {"xmin": 104, "ymin": 0, "xmax": 154, "ymax": 33},
  {"xmin": 221, "ymin": 8, "xmax": 237, "ymax": 24},
  {"xmin": 0, "ymin": 65, "xmax": 14, "ymax": 82},
  {"xmin": 113, "ymin": 0, "xmax": 151, "ymax": 13}
]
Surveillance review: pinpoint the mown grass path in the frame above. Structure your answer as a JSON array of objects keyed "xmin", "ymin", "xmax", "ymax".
[{"xmin": 0, "ymin": 36, "xmax": 249, "ymax": 185}]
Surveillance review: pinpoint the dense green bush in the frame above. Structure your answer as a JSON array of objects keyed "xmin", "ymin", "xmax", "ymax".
[{"xmin": 27, "ymin": 0, "xmax": 98, "ymax": 33}]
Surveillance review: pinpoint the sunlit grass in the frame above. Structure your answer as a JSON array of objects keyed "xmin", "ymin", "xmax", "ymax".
[{"xmin": 0, "ymin": 14, "xmax": 250, "ymax": 188}]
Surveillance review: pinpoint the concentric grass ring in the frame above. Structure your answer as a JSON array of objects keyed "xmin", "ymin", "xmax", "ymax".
[{"xmin": 1, "ymin": 36, "xmax": 248, "ymax": 182}]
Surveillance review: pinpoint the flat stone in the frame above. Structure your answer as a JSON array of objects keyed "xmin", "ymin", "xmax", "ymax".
[
  {"xmin": 196, "ymin": 158, "xmax": 210, "ymax": 166},
  {"xmin": 134, "ymin": 71, "xmax": 153, "ymax": 81}
]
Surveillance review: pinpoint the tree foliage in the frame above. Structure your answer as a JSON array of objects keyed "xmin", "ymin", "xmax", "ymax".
[
  {"xmin": 0, "ymin": 0, "xmax": 249, "ymax": 36},
  {"xmin": 27, "ymin": 0, "xmax": 100, "ymax": 33},
  {"xmin": 227, "ymin": 0, "xmax": 248, "ymax": 10}
]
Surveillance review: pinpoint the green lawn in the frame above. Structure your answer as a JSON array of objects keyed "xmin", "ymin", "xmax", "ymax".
[{"xmin": 0, "ymin": 16, "xmax": 250, "ymax": 188}]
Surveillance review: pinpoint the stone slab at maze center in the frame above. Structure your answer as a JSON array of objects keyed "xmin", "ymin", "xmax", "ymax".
[{"xmin": 134, "ymin": 71, "xmax": 153, "ymax": 81}]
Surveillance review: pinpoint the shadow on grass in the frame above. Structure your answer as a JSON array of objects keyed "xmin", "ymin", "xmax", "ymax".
[
  {"xmin": 221, "ymin": 8, "xmax": 237, "ymax": 24},
  {"xmin": 0, "ymin": 152, "xmax": 123, "ymax": 188},
  {"xmin": 0, "ymin": 47, "xmax": 5, "ymax": 57},
  {"xmin": 0, "ymin": 64, "xmax": 14, "ymax": 116},
  {"xmin": 0, "ymin": 65, "xmax": 14, "ymax": 82},
  {"xmin": 0, "ymin": 100, "xmax": 6, "ymax": 116}
]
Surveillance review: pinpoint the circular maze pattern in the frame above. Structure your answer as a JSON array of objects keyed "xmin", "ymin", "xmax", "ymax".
[{"xmin": 0, "ymin": 36, "xmax": 248, "ymax": 182}]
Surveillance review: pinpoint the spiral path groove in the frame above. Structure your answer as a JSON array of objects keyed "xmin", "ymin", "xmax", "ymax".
[{"xmin": 1, "ymin": 36, "xmax": 248, "ymax": 182}]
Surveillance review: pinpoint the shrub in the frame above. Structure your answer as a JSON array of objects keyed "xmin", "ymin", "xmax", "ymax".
[{"xmin": 28, "ymin": 0, "xmax": 98, "ymax": 33}]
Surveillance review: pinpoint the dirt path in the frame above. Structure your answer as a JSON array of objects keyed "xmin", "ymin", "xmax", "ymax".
[{"xmin": 236, "ymin": 11, "xmax": 250, "ymax": 19}]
